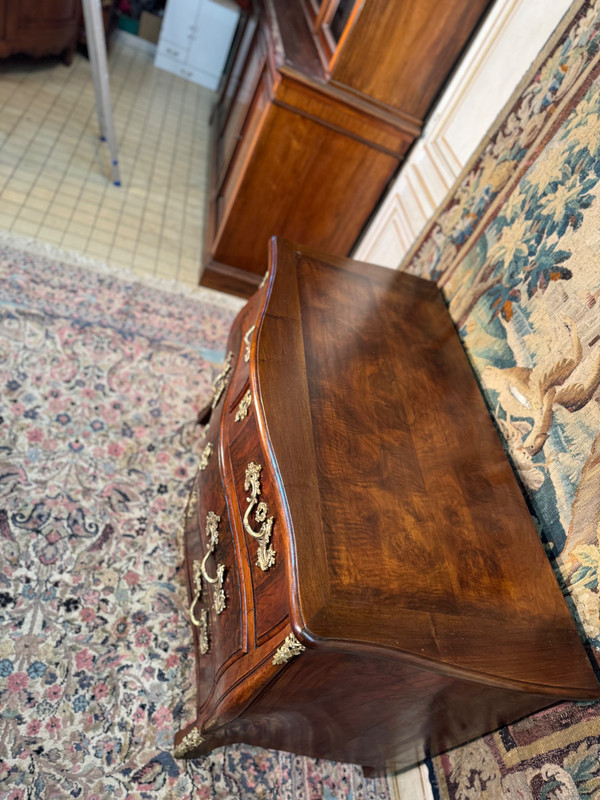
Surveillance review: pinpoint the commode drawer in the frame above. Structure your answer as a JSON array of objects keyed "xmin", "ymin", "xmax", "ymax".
[
  {"xmin": 223, "ymin": 389, "xmax": 289, "ymax": 648},
  {"xmin": 183, "ymin": 440, "xmax": 246, "ymax": 701}
]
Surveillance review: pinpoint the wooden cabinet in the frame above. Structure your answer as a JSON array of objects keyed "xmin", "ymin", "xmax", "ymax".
[
  {"xmin": 201, "ymin": 0, "xmax": 492, "ymax": 297},
  {"xmin": 175, "ymin": 239, "xmax": 599, "ymax": 771},
  {"xmin": 0, "ymin": 0, "xmax": 80, "ymax": 64}
]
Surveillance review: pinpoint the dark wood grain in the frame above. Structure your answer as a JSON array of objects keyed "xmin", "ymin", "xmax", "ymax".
[
  {"xmin": 176, "ymin": 239, "xmax": 599, "ymax": 771},
  {"xmin": 0, "ymin": 0, "xmax": 80, "ymax": 62},
  {"xmin": 329, "ymin": 0, "xmax": 491, "ymax": 118},
  {"xmin": 201, "ymin": 0, "xmax": 491, "ymax": 296}
]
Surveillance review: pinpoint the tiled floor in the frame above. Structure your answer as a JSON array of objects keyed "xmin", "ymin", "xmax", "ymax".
[{"xmin": 0, "ymin": 32, "xmax": 214, "ymax": 286}]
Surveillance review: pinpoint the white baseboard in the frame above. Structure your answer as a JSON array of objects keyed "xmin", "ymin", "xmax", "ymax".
[{"xmin": 388, "ymin": 762, "xmax": 435, "ymax": 800}]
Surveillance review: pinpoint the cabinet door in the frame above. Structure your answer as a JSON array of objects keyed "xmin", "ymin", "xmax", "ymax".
[
  {"xmin": 159, "ymin": 0, "xmax": 200, "ymax": 53},
  {"xmin": 186, "ymin": 0, "xmax": 239, "ymax": 89}
]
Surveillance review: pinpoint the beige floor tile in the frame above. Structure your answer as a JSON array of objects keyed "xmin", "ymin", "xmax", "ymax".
[
  {"xmin": 0, "ymin": 212, "xmax": 18, "ymax": 229},
  {"xmin": 131, "ymin": 263, "xmax": 155, "ymax": 279},
  {"xmin": 26, "ymin": 196, "xmax": 51, "ymax": 214},
  {"xmin": 134, "ymin": 242, "xmax": 158, "ymax": 259},
  {"xmin": 177, "ymin": 272, "xmax": 200, "ymax": 287},
  {"xmin": 155, "ymin": 261, "xmax": 177, "ymax": 278},
  {"xmin": 34, "ymin": 176, "xmax": 61, "ymax": 192},
  {"xmin": 95, "ymin": 216, "xmax": 118, "ymax": 234},
  {"xmin": 12, "ymin": 218, "xmax": 40, "ymax": 236},
  {"xmin": 141, "ymin": 232, "xmax": 161, "ymax": 249},
  {"xmin": 86, "ymin": 241, "xmax": 112, "ymax": 259},
  {"xmin": 61, "ymin": 233, "xmax": 89, "ymax": 250},
  {"xmin": 132, "ymin": 252, "xmax": 156, "ymax": 271},
  {"xmin": 70, "ymin": 211, "xmax": 96, "ymax": 227},
  {"xmin": 43, "ymin": 214, "xmax": 69, "ymax": 231},
  {"xmin": 180, "ymin": 254, "xmax": 201, "ymax": 271},
  {"xmin": 88, "ymin": 227, "xmax": 115, "ymax": 245},
  {"xmin": 36, "ymin": 227, "xmax": 64, "ymax": 244},
  {"xmin": 18, "ymin": 208, "xmax": 46, "ymax": 225},
  {"xmin": 0, "ymin": 200, "xmax": 25, "ymax": 218},
  {"xmin": 142, "ymin": 210, "xmax": 162, "ymax": 226},
  {"xmin": 117, "ymin": 234, "xmax": 141, "ymax": 252},
  {"xmin": 30, "ymin": 185, "xmax": 55, "ymax": 201},
  {"xmin": 2, "ymin": 189, "xmax": 28, "ymax": 205},
  {"xmin": 74, "ymin": 199, "xmax": 100, "ymax": 216},
  {"xmin": 116, "ymin": 222, "xmax": 139, "ymax": 241},
  {"xmin": 110, "ymin": 244, "xmax": 136, "ymax": 261},
  {"xmin": 60, "ymin": 181, "xmax": 84, "ymax": 199},
  {"xmin": 66, "ymin": 221, "xmax": 92, "ymax": 238},
  {"xmin": 102, "ymin": 191, "xmax": 124, "ymax": 209}
]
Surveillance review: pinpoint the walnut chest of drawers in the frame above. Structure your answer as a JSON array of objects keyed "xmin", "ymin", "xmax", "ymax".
[{"xmin": 174, "ymin": 239, "xmax": 599, "ymax": 772}]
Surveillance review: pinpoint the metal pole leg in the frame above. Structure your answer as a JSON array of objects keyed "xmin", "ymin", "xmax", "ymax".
[
  {"xmin": 81, "ymin": 0, "xmax": 106, "ymax": 141},
  {"xmin": 82, "ymin": 0, "xmax": 122, "ymax": 186}
]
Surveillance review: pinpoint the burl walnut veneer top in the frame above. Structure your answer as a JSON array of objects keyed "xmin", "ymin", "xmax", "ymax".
[{"xmin": 253, "ymin": 238, "xmax": 599, "ymax": 699}]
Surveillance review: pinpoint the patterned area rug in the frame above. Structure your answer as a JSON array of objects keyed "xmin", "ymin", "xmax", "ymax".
[
  {"xmin": 0, "ymin": 239, "xmax": 391, "ymax": 800},
  {"xmin": 402, "ymin": 1, "xmax": 600, "ymax": 797}
]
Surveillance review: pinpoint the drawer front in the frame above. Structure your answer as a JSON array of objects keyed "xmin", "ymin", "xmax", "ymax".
[
  {"xmin": 183, "ymin": 474, "xmax": 215, "ymax": 710},
  {"xmin": 215, "ymin": 287, "xmax": 267, "ymax": 417},
  {"xmin": 224, "ymin": 403, "xmax": 289, "ymax": 647},
  {"xmin": 184, "ymin": 440, "xmax": 246, "ymax": 700}
]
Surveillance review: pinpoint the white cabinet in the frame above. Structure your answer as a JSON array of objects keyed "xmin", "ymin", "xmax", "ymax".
[{"xmin": 155, "ymin": 0, "xmax": 239, "ymax": 91}]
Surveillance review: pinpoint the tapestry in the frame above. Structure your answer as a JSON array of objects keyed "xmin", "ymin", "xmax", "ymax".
[
  {"xmin": 402, "ymin": 1, "xmax": 600, "ymax": 797},
  {"xmin": 0, "ymin": 241, "xmax": 390, "ymax": 800}
]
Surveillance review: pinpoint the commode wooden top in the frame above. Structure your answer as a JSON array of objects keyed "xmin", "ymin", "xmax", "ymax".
[{"xmin": 255, "ymin": 238, "xmax": 598, "ymax": 696}]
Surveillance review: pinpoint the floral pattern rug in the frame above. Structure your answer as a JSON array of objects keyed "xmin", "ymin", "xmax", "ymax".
[
  {"xmin": 0, "ymin": 241, "xmax": 391, "ymax": 800},
  {"xmin": 402, "ymin": 1, "xmax": 600, "ymax": 798}
]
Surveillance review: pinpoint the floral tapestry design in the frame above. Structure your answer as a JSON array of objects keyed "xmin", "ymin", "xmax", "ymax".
[
  {"xmin": 402, "ymin": 1, "xmax": 600, "ymax": 798},
  {"xmin": 0, "ymin": 246, "xmax": 390, "ymax": 800}
]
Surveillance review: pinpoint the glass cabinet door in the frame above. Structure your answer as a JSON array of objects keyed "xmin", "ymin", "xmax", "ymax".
[
  {"xmin": 329, "ymin": 0, "xmax": 354, "ymax": 42},
  {"xmin": 303, "ymin": 0, "xmax": 358, "ymax": 70}
]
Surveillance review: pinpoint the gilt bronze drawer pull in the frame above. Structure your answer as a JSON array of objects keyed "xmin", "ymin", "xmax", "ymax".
[
  {"xmin": 201, "ymin": 511, "xmax": 227, "ymax": 615},
  {"xmin": 185, "ymin": 488, "xmax": 198, "ymax": 519},
  {"xmin": 189, "ymin": 560, "xmax": 209, "ymax": 653},
  {"xmin": 243, "ymin": 325, "xmax": 255, "ymax": 363},
  {"xmin": 234, "ymin": 390, "xmax": 252, "ymax": 422},
  {"xmin": 198, "ymin": 441, "xmax": 213, "ymax": 471},
  {"xmin": 210, "ymin": 351, "xmax": 233, "ymax": 410},
  {"xmin": 243, "ymin": 462, "xmax": 276, "ymax": 571}
]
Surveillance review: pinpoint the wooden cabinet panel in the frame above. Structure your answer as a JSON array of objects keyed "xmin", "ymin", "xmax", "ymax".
[
  {"xmin": 328, "ymin": 0, "xmax": 491, "ymax": 118},
  {"xmin": 212, "ymin": 102, "xmax": 399, "ymax": 276},
  {"xmin": 1, "ymin": 0, "xmax": 80, "ymax": 62},
  {"xmin": 216, "ymin": 60, "xmax": 269, "ymax": 226},
  {"xmin": 201, "ymin": 0, "xmax": 492, "ymax": 297},
  {"xmin": 217, "ymin": 24, "xmax": 265, "ymax": 187},
  {"xmin": 15, "ymin": 0, "xmax": 79, "ymax": 25},
  {"xmin": 217, "ymin": 14, "xmax": 259, "ymax": 134}
]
